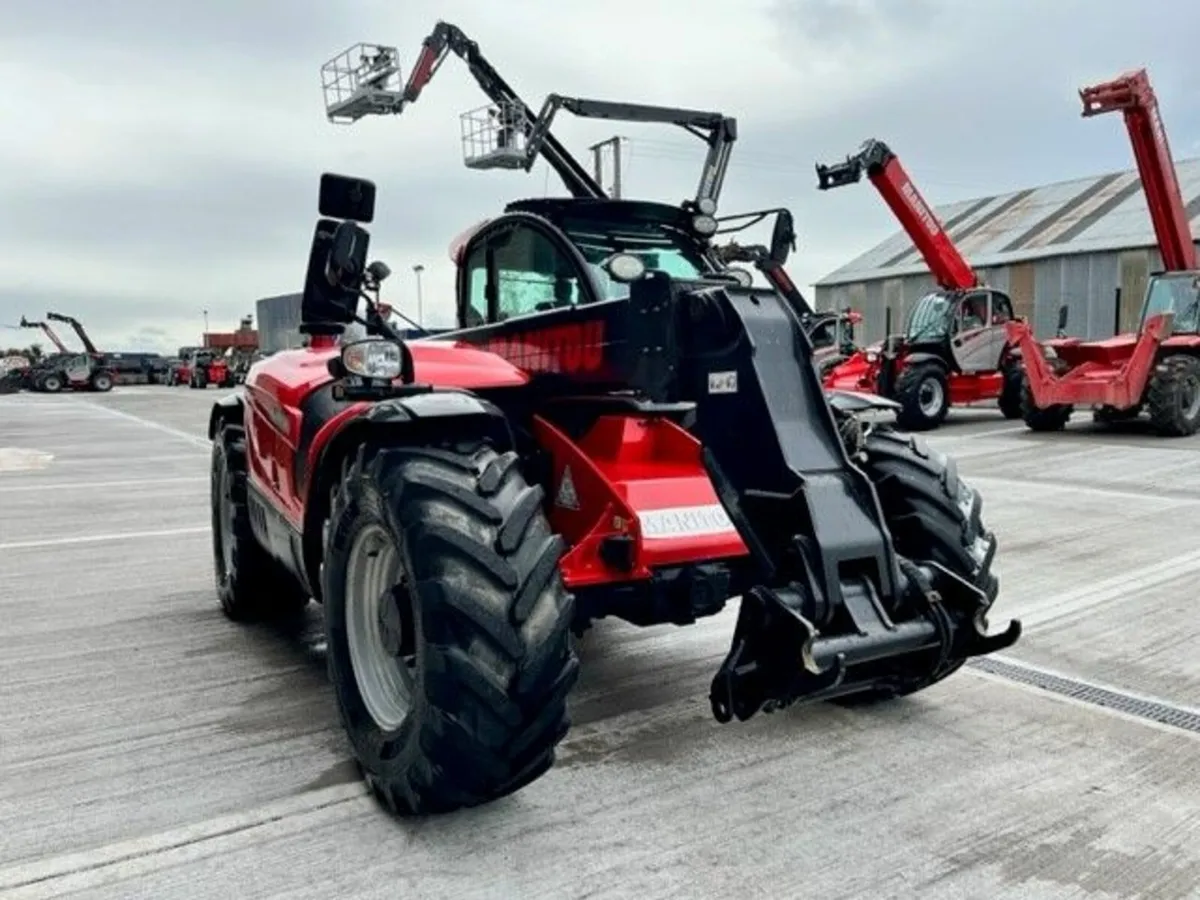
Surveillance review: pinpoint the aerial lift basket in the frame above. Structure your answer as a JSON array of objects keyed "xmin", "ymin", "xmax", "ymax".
[
  {"xmin": 460, "ymin": 101, "xmax": 532, "ymax": 170},
  {"xmin": 321, "ymin": 43, "xmax": 405, "ymax": 124}
]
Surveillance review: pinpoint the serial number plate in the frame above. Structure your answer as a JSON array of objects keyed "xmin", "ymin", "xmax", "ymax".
[
  {"xmin": 639, "ymin": 504, "xmax": 737, "ymax": 540},
  {"xmin": 707, "ymin": 370, "xmax": 738, "ymax": 394}
]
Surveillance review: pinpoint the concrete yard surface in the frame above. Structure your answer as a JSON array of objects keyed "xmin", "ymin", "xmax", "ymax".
[{"xmin": 1, "ymin": 389, "xmax": 1197, "ymax": 900}]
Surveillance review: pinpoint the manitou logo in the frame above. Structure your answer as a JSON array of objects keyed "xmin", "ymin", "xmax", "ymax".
[
  {"xmin": 484, "ymin": 319, "xmax": 606, "ymax": 375},
  {"xmin": 901, "ymin": 180, "xmax": 940, "ymax": 237}
]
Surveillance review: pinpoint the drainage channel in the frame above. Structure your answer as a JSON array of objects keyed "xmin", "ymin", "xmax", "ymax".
[{"xmin": 967, "ymin": 656, "xmax": 1200, "ymax": 736}]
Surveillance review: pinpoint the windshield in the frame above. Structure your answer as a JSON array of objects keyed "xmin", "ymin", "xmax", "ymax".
[
  {"xmin": 905, "ymin": 292, "xmax": 953, "ymax": 342},
  {"xmin": 561, "ymin": 218, "xmax": 714, "ymax": 301},
  {"xmin": 1141, "ymin": 273, "xmax": 1200, "ymax": 333}
]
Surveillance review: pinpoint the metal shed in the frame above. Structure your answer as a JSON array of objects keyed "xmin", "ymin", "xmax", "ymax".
[{"xmin": 814, "ymin": 158, "xmax": 1200, "ymax": 343}]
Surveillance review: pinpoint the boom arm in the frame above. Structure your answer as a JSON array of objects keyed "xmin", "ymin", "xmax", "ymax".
[
  {"xmin": 46, "ymin": 311, "xmax": 98, "ymax": 354},
  {"xmin": 1080, "ymin": 69, "xmax": 1197, "ymax": 272},
  {"xmin": 400, "ymin": 22, "xmax": 602, "ymax": 198},
  {"xmin": 816, "ymin": 139, "xmax": 978, "ymax": 291},
  {"xmin": 19, "ymin": 316, "xmax": 68, "ymax": 353},
  {"xmin": 323, "ymin": 22, "xmax": 738, "ymax": 211}
]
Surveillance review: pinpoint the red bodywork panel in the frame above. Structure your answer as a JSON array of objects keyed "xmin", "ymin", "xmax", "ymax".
[
  {"xmin": 868, "ymin": 155, "xmax": 978, "ymax": 291},
  {"xmin": 243, "ymin": 338, "xmax": 531, "ymax": 528},
  {"xmin": 822, "ymin": 348, "xmax": 1002, "ymax": 403},
  {"xmin": 1006, "ymin": 314, "xmax": 1198, "ymax": 409},
  {"xmin": 533, "ymin": 414, "xmax": 748, "ymax": 588},
  {"xmin": 823, "ymin": 348, "xmax": 880, "ymax": 393}
]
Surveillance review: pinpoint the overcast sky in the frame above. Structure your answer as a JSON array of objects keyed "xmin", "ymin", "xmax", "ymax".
[{"xmin": 1, "ymin": 0, "xmax": 1198, "ymax": 353}]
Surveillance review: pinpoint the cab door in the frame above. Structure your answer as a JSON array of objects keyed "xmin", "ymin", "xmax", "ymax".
[{"xmin": 950, "ymin": 291, "xmax": 997, "ymax": 373}]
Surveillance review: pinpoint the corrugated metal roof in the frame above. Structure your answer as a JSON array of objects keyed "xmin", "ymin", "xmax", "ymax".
[{"xmin": 816, "ymin": 157, "xmax": 1200, "ymax": 286}]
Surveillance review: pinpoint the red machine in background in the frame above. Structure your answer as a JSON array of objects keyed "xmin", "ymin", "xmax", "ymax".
[
  {"xmin": 817, "ymin": 140, "xmax": 1024, "ymax": 430},
  {"xmin": 1009, "ymin": 68, "xmax": 1200, "ymax": 436}
]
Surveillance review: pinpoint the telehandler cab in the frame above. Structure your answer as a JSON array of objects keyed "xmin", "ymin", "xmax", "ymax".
[{"xmin": 207, "ymin": 23, "xmax": 1020, "ymax": 816}]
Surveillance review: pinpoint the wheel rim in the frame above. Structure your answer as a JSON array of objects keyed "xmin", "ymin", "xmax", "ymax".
[
  {"xmin": 918, "ymin": 377, "xmax": 944, "ymax": 417},
  {"xmin": 345, "ymin": 524, "xmax": 415, "ymax": 731},
  {"xmin": 217, "ymin": 459, "xmax": 236, "ymax": 579},
  {"xmin": 1181, "ymin": 373, "xmax": 1200, "ymax": 420}
]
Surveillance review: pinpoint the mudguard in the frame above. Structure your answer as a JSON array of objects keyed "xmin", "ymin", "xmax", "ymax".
[
  {"xmin": 300, "ymin": 389, "xmax": 517, "ymax": 600},
  {"xmin": 824, "ymin": 389, "xmax": 901, "ymax": 413},
  {"xmin": 899, "ymin": 351, "xmax": 947, "ymax": 369},
  {"xmin": 208, "ymin": 392, "xmax": 245, "ymax": 439}
]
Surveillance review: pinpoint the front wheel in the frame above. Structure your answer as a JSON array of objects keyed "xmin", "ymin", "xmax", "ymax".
[
  {"xmin": 322, "ymin": 439, "xmax": 579, "ymax": 816},
  {"xmin": 837, "ymin": 424, "xmax": 1000, "ymax": 703},
  {"xmin": 893, "ymin": 361, "xmax": 950, "ymax": 431},
  {"xmin": 90, "ymin": 371, "xmax": 114, "ymax": 392},
  {"xmin": 1146, "ymin": 354, "xmax": 1200, "ymax": 437},
  {"xmin": 1020, "ymin": 368, "xmax": 1073, "ymax": 432}
]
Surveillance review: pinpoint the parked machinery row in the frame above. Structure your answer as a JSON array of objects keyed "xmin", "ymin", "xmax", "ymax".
[{"xmin": 816, "ymin": 67, "xmax": 1200, "ymax": 438}]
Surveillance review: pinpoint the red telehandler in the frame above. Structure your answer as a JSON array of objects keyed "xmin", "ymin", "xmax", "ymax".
[
  {"xmin": 1008, "ymin": 68, "xmax": 1200, "ymax": 435},
  {"xmin": 817, "ymin": 140, "xmax": 1025, "ymax": 430},
  {"xmin": 205, "ymin": 23, "xmax": 1019, "ymax": 816}
]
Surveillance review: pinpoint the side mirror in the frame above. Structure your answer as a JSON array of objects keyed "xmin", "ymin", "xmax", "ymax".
[
  {"xmin": 769, "ymin": 210, "xmax": 797, "ymax": 265},
  {"xmin": 325, "ymin": 221, "xmax": 371, "ymax": 291},
  {"xmin": 1057, "ymin": 304, "xmax": 1069, "ymax": 332},
  {"xmin": 319, "ymin": 173, "xmax": 376, "ymax": 223},
  {"xmin": 301, "ymin": 219, "xmax": 359, "ymax": 328}
]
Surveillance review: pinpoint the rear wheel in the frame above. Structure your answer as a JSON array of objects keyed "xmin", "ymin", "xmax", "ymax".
[
  {"xmin": 837, "ymin": 425, "xmax": 999, "ymax": 703},
  {"xmin": 1146, "ymin": 354, "xmax": 1200, "ymax": 437},
  {"xmin": 893, "ymin": 361, "xmax": 950, "ymax": 431},
  {"xmin": 90, "ymin": 371, "xmax": 114, "ymax": 392},
  {"xmin": 211, "ymin": 424, "xmax": 309, "ymax": 621},
  {"xmin": 322, "ymin": 439, "xmax": 578, "ymax": 816},
  {"xmin": 40, "ymin": 373, "xmax": 63, "ymax": 393},
  {"xmin": 998, "ymin": 359, "xmax": 1023, "ymax": 419}
]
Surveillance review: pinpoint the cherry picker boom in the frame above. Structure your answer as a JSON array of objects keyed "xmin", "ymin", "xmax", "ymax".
[
  {"xmin": 1008, "ymin": 68, "xmax": 1200, "ymax": 436},
  {"xmin": 815, "ymin": 139, "xmax": 1024, "ymax": 430}
]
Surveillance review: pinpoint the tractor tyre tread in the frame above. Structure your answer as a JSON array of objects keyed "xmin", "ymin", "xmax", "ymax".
[
  {"xmin": 1146, "ymin": 354, "xmax": 1200, "ymax": 437},
  {"xmin": 1020, "ymin": 369, "xmax": 1072, "ymax": 431},
  {"xmin": 998, "ymin": 359, "xmax": 1023, "ymax": 419},
  {"xmin": 836, "ymin": 424, "xmax": 999, "ymax": 704},
  {"xmin": 211, "ymin": 424, "xmax": 310, "ymax": 622},
  {"xmin": 893, "ymin": 361, "xmax": 949, "ymax": 431},
  {"xmin": 322, "ymin": 439, "xmax": 578, "ymax": 816}
]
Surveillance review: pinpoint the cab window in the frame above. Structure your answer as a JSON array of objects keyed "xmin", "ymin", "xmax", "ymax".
[
  {"xmin": 461, "ymin": 226, "xmax": 584, "ymax": 325},
  {"xmin": 494, "ymin": 227, "xmax": 582, "ymax": 320}
]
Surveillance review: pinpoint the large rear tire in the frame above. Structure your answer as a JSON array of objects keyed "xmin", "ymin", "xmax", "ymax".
[
  {"xmin": 893, "ymin": 361, "xmax": 950, "ymax": 431},
  {"xmin": 836, "ymin": 424, "xmax": 999, "ymax": 704},
  {"xmin": 1146, "ymin": 354, "xmax": 1200, "ymax": 437},
  {"xmin": 322, "ymin": 439, "xmax": 579, "ymax": 816},
  {"xmin": 211, "ymin": 424, "xmax": 310, "ymax": 621},
  {"xmin": 997, "ymin": 359, "xmax": 1023, "ymax": 419}
]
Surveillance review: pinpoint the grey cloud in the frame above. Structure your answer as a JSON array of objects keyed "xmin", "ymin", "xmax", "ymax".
[{"xmin": 771, "ymin": 0, "xmax": 940, "ymax": 44}]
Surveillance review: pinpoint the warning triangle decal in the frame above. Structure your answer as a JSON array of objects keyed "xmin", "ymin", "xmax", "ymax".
[{"xmin": 555, "ymin": 465, "xmax": 580, "ymax": 510}]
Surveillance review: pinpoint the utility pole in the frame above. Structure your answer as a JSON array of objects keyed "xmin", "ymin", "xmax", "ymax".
[
  {"xmin": 412, "ymin": 264, "xmax": 425, "ymax": 327},
  {"xmin": 589, "ymin": 136, "xmax": 624, "ymax": 198},
  {"xmin": 202, "ymin": 310, "xmax": 209, "ymax": 333}
]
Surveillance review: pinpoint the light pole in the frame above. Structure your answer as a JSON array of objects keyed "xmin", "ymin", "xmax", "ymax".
[
  {"xmin": 202, "ymin": 309, "xmax": 209, "ymax": 333},
  {"xmin": 412, "ymin": 264, "xmax": 425, "ymax": 327}
]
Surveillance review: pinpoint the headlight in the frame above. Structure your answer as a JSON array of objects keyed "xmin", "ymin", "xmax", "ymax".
[
  {"xmin": 1042, "ymin": 345, "xmax": 1058, "ymax": 360},
  {"xmin": 691, "ymin": 214, "xmax": 718, "ymax": 236},
  {"xmin": 866, "ymin": 351, "xmax": 878, "ymax": 363},
  {"xmin": 342, "ymin": 339, "xmax": 404, "ymax": 380}
]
